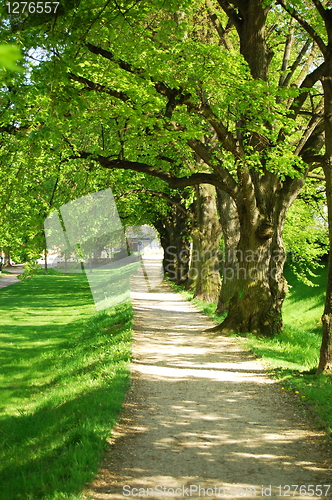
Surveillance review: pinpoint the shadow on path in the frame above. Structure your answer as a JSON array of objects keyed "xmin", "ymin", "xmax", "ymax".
[{"xmin": 85, "ymin": 273, "xmax": 332, "ymax": 500}]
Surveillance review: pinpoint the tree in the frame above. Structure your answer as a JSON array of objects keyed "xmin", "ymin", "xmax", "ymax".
[
  {"xmin": 187, "ymin": 184, "xmax": 222, "ymax": 302},
  {"xmin": 276, "ymin": 0, "xmax": 332, "ymax": 372},
  {"xmin": 216, "ymin": 190, "xmax": 241, "ymax": 313},
  {"xmin": 2, "ymin": 0, "xmax": 325, "ymax": 335},
  {"xmin": 114, "ymin": 179, "xmax": 194, "ymax": 286}
]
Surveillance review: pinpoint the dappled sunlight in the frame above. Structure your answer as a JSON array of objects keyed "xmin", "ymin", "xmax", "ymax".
[
  {"xmin": 86, "ymin": 277, "xmax": 330, "ymax": 500},
  {"xmin": 133, "ymin": 363, "xmax": 270, "ymax": 382}
]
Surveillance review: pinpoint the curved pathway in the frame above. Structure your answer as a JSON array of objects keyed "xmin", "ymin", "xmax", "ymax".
[
  {"xmin": 85, "ymin": 280, "xmax": 331, "ymax": 500},
  {"xmin": 0, "ymin": 267, "xmax": 24, "ymax": 289}
]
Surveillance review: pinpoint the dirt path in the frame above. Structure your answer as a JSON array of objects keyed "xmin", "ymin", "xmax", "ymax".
[
  {"xmin": 0, "ymin": 267, "xmax": 24, "ymax": 289},
  {"xmin": 85, "ymin": 277, "xmax": 332, "ymax": 500}
]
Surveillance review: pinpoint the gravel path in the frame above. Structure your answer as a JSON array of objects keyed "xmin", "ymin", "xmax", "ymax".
[
  {"xmin": 0, "ymin": 267, "xmax": 24, "ymax": 288},
  {"xmin": 85, "ymin": 278, "xmax": 331, "ymax": 500}
]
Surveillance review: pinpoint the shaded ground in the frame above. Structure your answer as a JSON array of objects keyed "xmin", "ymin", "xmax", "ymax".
[{"xmin": 83, "ymin": 271, "xmax": 331, "ymax": 499}]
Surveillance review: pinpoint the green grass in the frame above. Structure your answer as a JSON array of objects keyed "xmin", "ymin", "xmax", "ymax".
[
  {"xmin": 0, "ymin": 271, "xmax": 132, "ymax": 500},
  {"xmin": 240, "ymin": 265, "xmax": 326, "ymax": 373},
  {"xmin": 168, "ymin": 266, "xmax": 332, "ymax": 434}
]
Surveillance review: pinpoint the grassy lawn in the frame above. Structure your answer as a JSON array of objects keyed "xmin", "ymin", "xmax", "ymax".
[
  {"xmin": 239, "ymin": 265, "xmax": 325, "ymax": 372},
  {"xmin": 169, "ymin": 264, "xmax": 332, "ymax": 435},
  {"xmin": 0, "ymin": 271, "xmax": 132, "ymax": 500}
]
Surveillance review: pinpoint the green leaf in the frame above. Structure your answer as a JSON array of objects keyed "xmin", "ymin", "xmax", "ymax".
[{"xmin": 0, "ymin": 45, "xmax": 22, "ymax": 72}]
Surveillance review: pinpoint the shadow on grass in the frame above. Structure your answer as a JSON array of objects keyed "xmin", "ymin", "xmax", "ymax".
[
  {"xmin": 240, "ymin": 334, "xmax": 318, "ymax": 370},
  {"xmin": 0, "ymin": 273, "xmax": 133, "ymax": 500},
  {"xmin": 283, "ymin": 265, "xmax": 326, "ymax": 308},
  {"xmin": 282, "ymin": 264, "xmax": 326, "ymax": 337},
  {"xmin": 0, "ymin": 375, "xmax": 129, "ymax": 500}
]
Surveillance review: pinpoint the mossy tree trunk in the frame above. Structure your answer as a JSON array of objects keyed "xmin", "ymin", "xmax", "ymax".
[
  {"xmin": 213, "ymin": 173, "xmax": 304, "ymax": 336},
  {"xmin": 216, "ymin": 190, "xmax": 240, "ymax": 313},
  {"xmin": 187, "ymin": 184, "xmax": 222, "ymax": 302}
]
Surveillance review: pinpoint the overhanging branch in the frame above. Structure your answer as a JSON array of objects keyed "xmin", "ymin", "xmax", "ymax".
[
  {"xmin": 70, "ymin": 149, "xmax": 236, "ymax": 194},
  {"xmin": 277, "ymin": 0, "xmax": 327, "ymax": 55},
  {"xmin": 68, "ymin": 72, "xmax": 130, "ymax": 102},
  {"xmin": 307, "ymin": 172, "xmax": 325, "ymax": 180},
  {"xmin": 86, "ymin": 42, "xmax": 144, "ymax": 75}
]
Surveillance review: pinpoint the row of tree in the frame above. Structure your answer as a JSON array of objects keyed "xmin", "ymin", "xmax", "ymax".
[{"xmin": 0, "ymin": 0, "xmax": 332, "ymax": 371}]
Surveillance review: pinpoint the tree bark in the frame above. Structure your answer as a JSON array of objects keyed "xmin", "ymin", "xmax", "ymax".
[
  {"xmin": 218, "ymin": 226, "xmax": 286, "ymax": 337},
  {"xmin": 155, "ymin": 207, "xmax": 191, "ymax": 286},
  {"xmin": 216, "ymin": 190, "xmax": 240, "ymax": 313},
  {"xmin": 187, "ymin": 184, "xmax": 222, "ymax": 302},
  {"xmin": 213, "ymin": 174, "xmax": 303, "ymax": 336},
  {"xmin": 318, "ymin": 51, "xmax": 332, "ymax": 373},
  {"xmin": 217, "ymin": 0, "xmax": 272, "ymax": 81},
  {"xmin": 4, "ymin": 249, "xmax": 11, "ymax": 267}
]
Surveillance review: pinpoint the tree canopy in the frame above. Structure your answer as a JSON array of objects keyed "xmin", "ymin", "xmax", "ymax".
[{"xmin": 0, "ymin": 1, "xmax": 331, "ymax": 365}]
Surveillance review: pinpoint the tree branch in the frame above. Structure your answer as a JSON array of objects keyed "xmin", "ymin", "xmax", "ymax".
[
  {"xmin": 304, "ymin": 154, "xmax": 325, "ymax": 166},
  {"xmin": 215, "ymin": 0, "xmax": 242, "ymax": 31},
  {"xmin": 187, "ymin": 137, "xmax": 239, "ymax": 197},
  {"xmin": 295, "ymin": 101, "xmax": 324, "ymax": 157},
  {"xmin": 86, "ymin": 42, "xmax": 144, "ymax": 75},
  {"xmin": 71, "ymin": 150, "xmax": 230, "ymax": 191},
  {"xmin": 282, "ymin": 39, "xmax": 311, "ymax": 88},
  {"xmin": 68, "ymin": 72, "xmax": 130, "ymax": 102},
  {"xmin": 277, "ymin": 0, "xmax": 327, "ymax": 55},
  {"xmin": 206, "ymin": 0, "xmax": 234, "ymax": 50},
  {"xmin": 290, "ymin": 62, "xmax": 326, "ymax": 118},
  {"xmin": 184, "ymin": 98, "xmax": 241, "ymax": 158},
  {"xmin": 279, "ymin": 19, "xmax": 295, "ymax": 87},
  {"xmin": 311, "ymin": 0, "xmax": 327, "ymax": 21},
  {"xmin": 86, "ymin": 42, "xmax": 191, "ymax": 118},
  {"xmin": 307, "ymin": 172, "xmax": 325, "ymax": 180},
  {"xmin": 200, "ymin": 103, "xmax": 241, "ymax": 157}
]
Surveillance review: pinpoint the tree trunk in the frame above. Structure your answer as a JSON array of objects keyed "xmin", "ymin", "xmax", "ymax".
[
  {"xmin": 318, "ymin": 54, "xmax": 332, "ymax": 373},
  {"xmin": 4, "ymin": 249, "xmax": 11, "ymax": 267},
  {"xmin": 186, "ymin": 229, "xmax": 199, "ymax": 291},
  {"xmin": 209, "ymin": 1, "xmax": 288, "ymax": 335},
  {"xmin": 155, "ymin": 222, "xmax": 172, "ymax": 277},
  {"xmin": 155, "ymin": 208, "xmax": 191, "ymax": 285},
  {"xmin": 216, "ymin": 190, "xmax": 240, "ymax": 313},
  {"xmin": 187, "ymin": 184, "xmax": 222, "ymax": 302},
  {"xmin": 44, "ymin": 247, "xmax": 48, "ymax": 274},
  {"xmin": 212, "ymin": 175, "xmax": 303, "ymax": 336},
  {"xmin": 237, "ymin": 0, "xmax": 272, "ymax": 81},
  {"xmin": 216, "ymin": 220, "xmax": 285, "ymax": 336}
]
